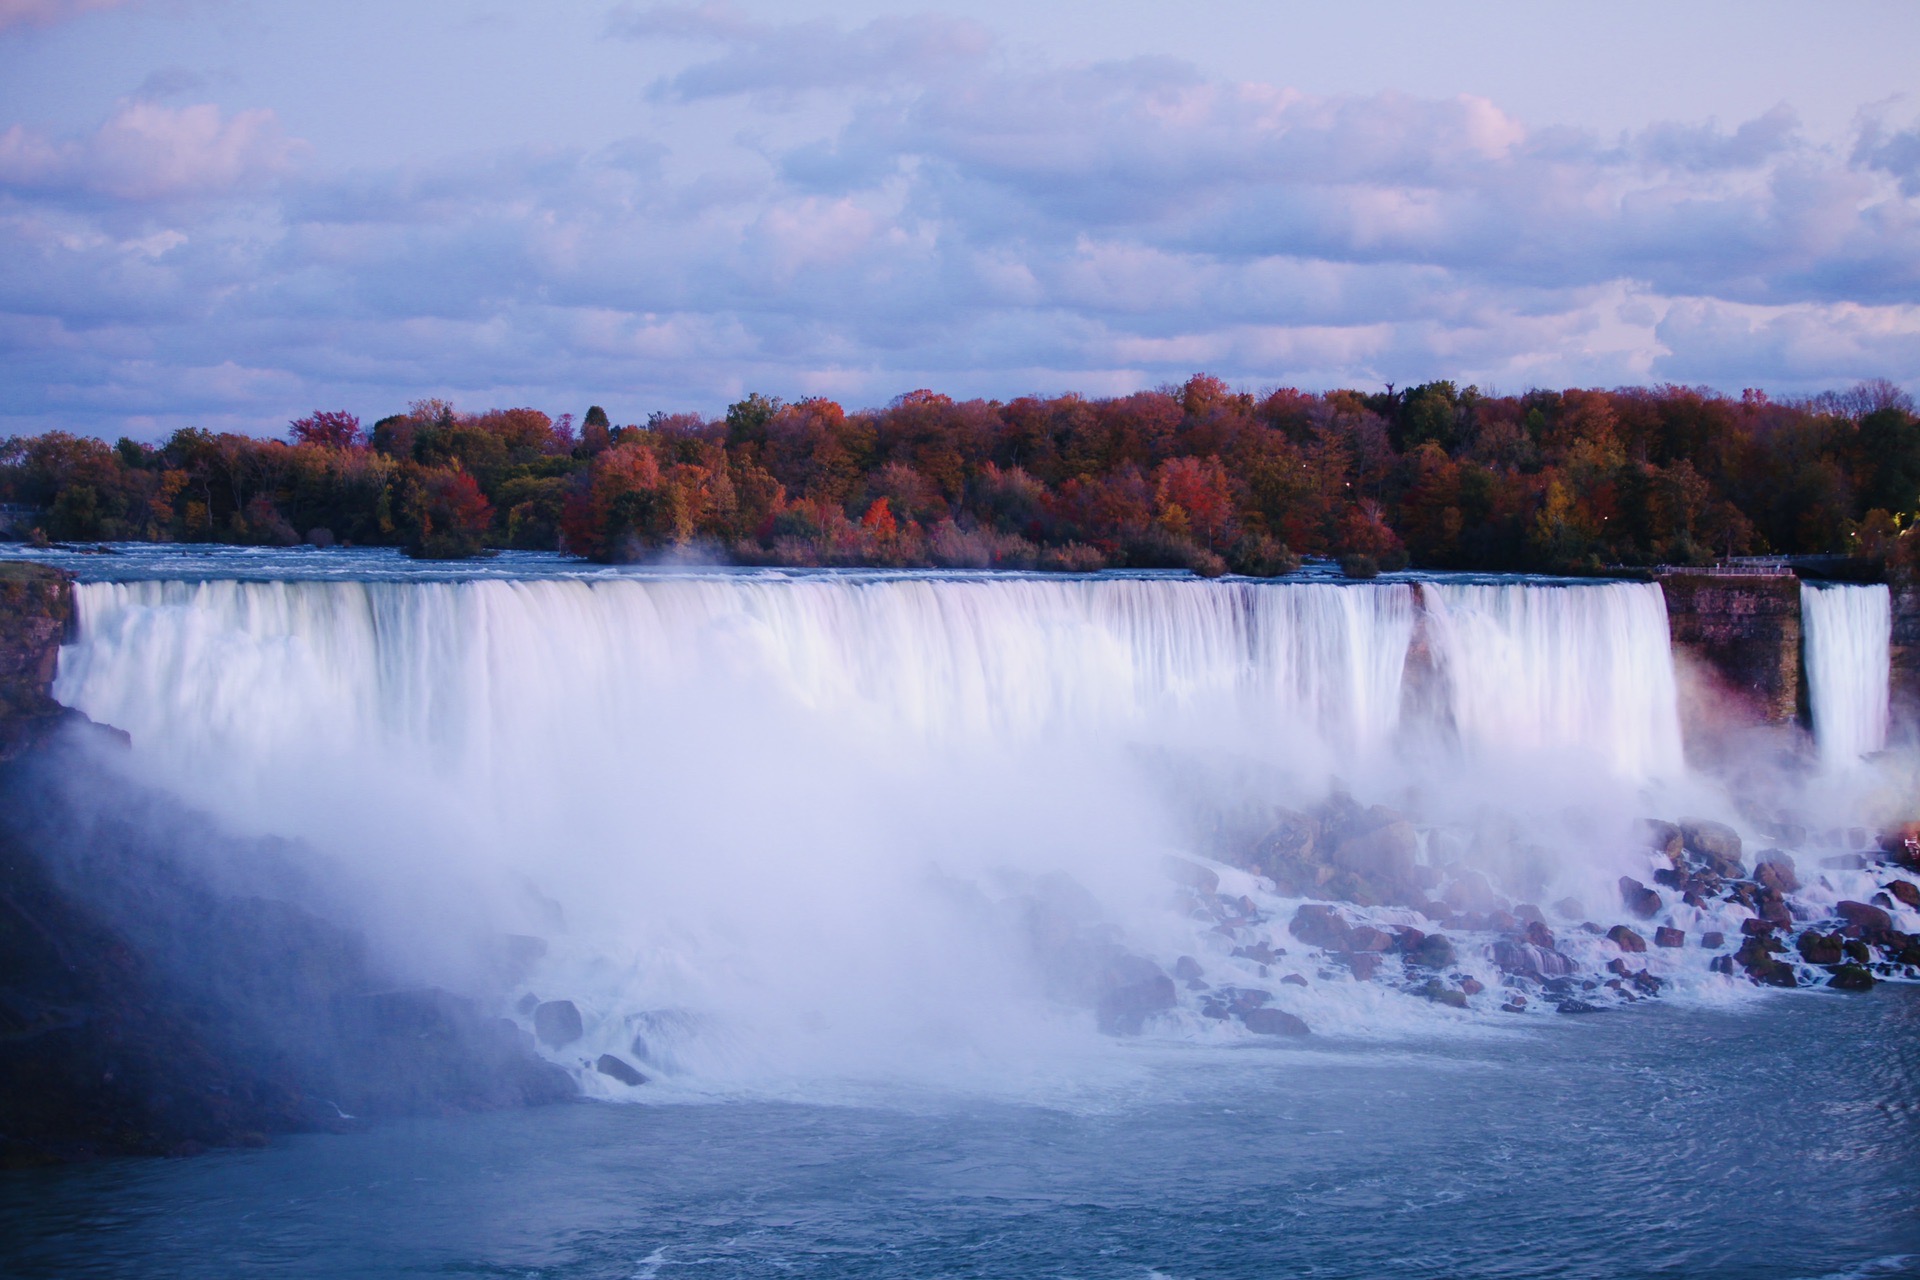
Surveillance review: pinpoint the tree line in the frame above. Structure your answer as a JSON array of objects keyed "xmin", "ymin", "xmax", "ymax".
[{"xmin": 4, "ymin": 377, "xmax": 1918, "ymax": 576}]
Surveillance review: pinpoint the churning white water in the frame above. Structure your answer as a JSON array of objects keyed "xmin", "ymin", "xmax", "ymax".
[
  {"xmin": 1803, "ymin": 583, "xmax": 1892, "ymax": 766},
  {"xmin": 50, "ymin": 573, "xmax": 1702, "ymax": 1088}
]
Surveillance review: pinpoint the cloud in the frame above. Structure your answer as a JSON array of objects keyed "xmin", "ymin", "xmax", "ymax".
[
  {"xmin": 0, "ymin": 100, "xmax": 304, "ymax": 200},
  {"xmin": 0, "ymin": 0, "xmax": 134, "ymax": 34},
  {"xmin": 608, "ymin": 3, "xmax": 992, "ymax": 101},
  {"xmin": 2, "ymin": 28, "xmax": 1918, "ymax": 438}
]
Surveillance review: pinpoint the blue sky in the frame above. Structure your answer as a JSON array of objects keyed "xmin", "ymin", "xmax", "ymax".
[{"xmin": 2, "ymin": 0, "xmax": 1918, "ymax": 438}]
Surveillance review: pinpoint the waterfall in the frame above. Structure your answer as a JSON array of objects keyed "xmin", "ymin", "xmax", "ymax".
[
  {"xmin": 1420, "ymin": 581, "xmax": 1685, "ymax": 779},
  {"xmin": 48, "ymin": 572, "xmax": 1705, "ymax": 1082},
  {"xmin": 1802, "ymin": 583, "xmax": 1891, "ymax": 765}
]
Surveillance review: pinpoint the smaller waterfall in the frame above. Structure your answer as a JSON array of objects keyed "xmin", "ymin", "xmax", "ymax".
[{"xmin": 1802, "ymin": 583, "xmax": 1891, "ymax": 764}]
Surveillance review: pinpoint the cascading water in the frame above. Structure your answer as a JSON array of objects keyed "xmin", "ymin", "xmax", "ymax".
[
  {"xmin": 1802, "ymin": 582, "xmax": 1892, "ymax": 766},
  {"xmin": 43, "ymin": 570, "xmax": 1786, "ymax": 1090}
]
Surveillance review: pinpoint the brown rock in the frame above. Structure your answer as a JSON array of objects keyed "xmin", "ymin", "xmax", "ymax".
[
  {"xmin": 1607, "ymin": 925, "xmax": 1647, "ymax": 953},
  {"xmin": 1796, "ymin": 932, "xmax": 1844, "ymax": 965},
  {"xmin": 1837, "ymin": 900, "xmax": 1896, "ymax": 941},
  {"xmin": 1288, "ymin": 904, "xmax": 1351, "ymax": 951},
  {"xmin": 1653, "ymin": 926, "xmax": 1685, "ymax": 948},
  {"xmin": 1887, "ymin": 881, "xmax": 1920, "ymax": 910},
  {"xmin": 1618, "ymin": 877, "xmax": 1662, "ymax": 920},
  {"xmin": 1753, "ymin": 852, "xmax": 1799, "ymax": 895},
  {"xmin": 1345, "ymin": 925, "xmax": 1395, "ymax": 953},
  {"xmin": 1679, "ymin": 818, "xmax": 1745, "ymax": 877},
  {"xmin": 1700, "ymin": 931, "xmax": 1725, "ymax": 949}
]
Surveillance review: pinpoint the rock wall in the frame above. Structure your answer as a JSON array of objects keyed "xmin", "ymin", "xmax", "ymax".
[
  {"xmin": 1656, "ymin": 573, "xmax": 1803, "ymax": 726},
  {"xmin": 0, "ymin": 561, "xmax": 73, "ymax": 760},
  {"xmin": 1891, "ymin": 587, "xmax": 1920, "ymax": 732}
]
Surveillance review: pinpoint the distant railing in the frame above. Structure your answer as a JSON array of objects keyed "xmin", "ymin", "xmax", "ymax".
[{"xmin": 1651, "ymin": 562, "xmax": 1796, "ymax": 577}]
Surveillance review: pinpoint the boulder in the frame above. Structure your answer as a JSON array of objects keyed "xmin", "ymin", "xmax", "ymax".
[
  {"xmin": 1551, "ymin": 896, "xmax": 1586, "ymax": 920},
  {"xmin": 1556, "ymin": 999, "xmax": 1605, "ymax": 1014},
  {"xmin": 1753, "ymin": 852, "xmax": 1799, "ymax": 895},
  {"xmin": 1094, "ymin": 955, "xmax": 1177, "ymax": 1036},
  {"xmin": 1618, "ymin": 877, "xmax": 1662, "ymax": 920},
  {"xmin": 1653, "ymin": 926, "xmax": 1685, "ymax": 948},
  {"xmin": 1336, "ymin": 952, "xmax": 1382, "ymax": 981},
  {"xmin": 1280, "ymin": 972, "xmax": 1309, "ymax": 987},
  {"xmin": 1827, "ymin": 964, "xmax": 1876, "ymax": 992},
  {"xmin": 1405, "ymin": 933, "xmax": 1456, "ymax": 969},
  {"xmin": 1345, "ymin": 925, "xmax": 1395, "ymax": 953},
  {"xmin": 1443, "ymin": 868, "xmax": 1500, "ymax": 915},
  {"xmin": 1797, "ymin": 932, "xmax": 1844, "ymax": 965},
  {"xmin": 1490, "ymin": 939, "xmax": 1575, "ymax": 978},
  {"xmin": 594, "ymin": 1054, "xmax": 648, "ymax": 1087},
  {"xmin": 1242, "ymin": 1007, "xmax": 1310, "ymax": 1036},
  {"xmin": 1837, "ymin": 900, "xmax": 1896, "ymax": 942},
  {"xmin": 1607, "ymin": 925, "xmax": 1647, "ymax": 953},
  {"xmin": 1700, "ymin": 931, "xmax": 1725, "ymax": 949},
  {"xmin": 1288, "ymin": 904, "xmax": 1351, "ymax": 951},
  {"xmin": 1521, "ymin": 920, "xmax": 1557, "ymax": 950},
  {"xmin": 1679, "ymin": 818, "xmax": 1745, "ymax": 877},
  {"xmin": 533, "ymin": 999, "xmax": 584, "ymax": 1049},
  {"xmin": 1845, "ymin": 938, "xmax": 1872, "ymax": 965},
  {"xmin": 1420, "ymin": 979, "xmax": 1468, "ymax": 1009},
  {"xmin": 1330, "ymin": 819, "xmax": 1420, "ymax": 885},
  {"xmin": 1172, "ymin": 955, "xmax": 1205, "ymax": 981},
  {"xmin": 1886, "ymin": 881, "xmax": 1920, "ymax": 910}
]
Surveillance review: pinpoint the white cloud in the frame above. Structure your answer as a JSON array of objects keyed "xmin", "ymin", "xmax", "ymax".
[{"xmin": 1, "ymin": 25, "xmax": 1918, "ymax": 438}]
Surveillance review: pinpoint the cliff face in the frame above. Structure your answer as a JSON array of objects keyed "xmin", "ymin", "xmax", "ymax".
[
  {"xmin": 0, "ymin": 562, "xmax": 73, "ymax": 760},
  {"xmin": 1657, "ymin": 574, "xmax": 1803, "ymax": 726}
]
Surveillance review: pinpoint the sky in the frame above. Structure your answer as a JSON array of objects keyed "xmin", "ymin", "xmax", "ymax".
[{"xmin": 1, "ymin": 1, "xmax": 1918, "ymax": 439}]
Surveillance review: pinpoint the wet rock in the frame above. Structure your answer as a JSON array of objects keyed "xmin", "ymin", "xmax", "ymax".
[
  {"xmin": 1618, "ymin": 877, "xmax": 1662, "ymax": 920},
  {"xmin": 1490, "ymin": 939, "xmax": 1575, "ymax": 978},
  {"xmin": 1551, "ymin": 896, "xmax": 1586, "ymax": 920},
  {"xmin": 1837, "ymin": 901, "xmax": 1896, "ymax": 943},
  {"xmin": 1755, "ymin": 887, "xmax": 1794, "ymax": 930},
  {"xmin": 1161, "ymin": 857, "xmax": 1220, "ymax": 896},
  {"xmin": 1405, "ymin": 933, "xmax": 1456, "ymax": 969},
  {"xmin": 1872, "ymin": 892, "xmax": 1896, "ymax": 910},
  {"xmin": 1172, "ymin": 955, "xmax": 1205, "ymax": 982},
  {"xmin": 1242, "ymin": 1007, "xmax": 1310, "ymax": 1036},
  {"xmin": 1679, "ymin": 819, "xmax": 1745, "ymax": 877},
  {"xmin": 1513, "ymin": 903, "xmax": 1547, "ymax": 926},
  {"xmin": 1280, "ymin": 973, "xmax": 1309, "ymax": 987},
  {"xmin": 1224, "ymin": 987, "xmax": 1271, "ymax": 1014},
  {"xmin": 1230, "ymin": 942, "xmax": 1279, "ymax": 965},
  {"xmin": 533, "ymin": 999, "xmax": 584, "ymax": 1049},
  {"xmin": 1288, "ymin": 904, "xmax": 1351, "ymax": 951},
  {"xmin": 1653, "ymin": 926, "xmax": 1685, "ymax": 948},
  {"xmin": 1754, "ymin": 852, "xmax": 1799, "ymax": 895},
  {"xmin": 1701, "ymin": 931, "xmax": 1725, "ymax": 949},
  {"xmin": 1740, "ymin": 918, "xmax": 1777, "ymax": 937},
  {"xmin": 1556, "ymin": 999, "xmax": 1605, "ymax": 1014},
  {"xmin": 1459, "ymin": 977, "xmax": 1484, "ymax": 995},
  {"xmin": 1826, "ymin": 964, "xmax": 1876, "ymax": 991},
  {"xmin": 594, "ymin": 1054, "xmax": 648, "ymax": 1087},
  {"xmin": 1520, "ymin": 920, "xmax": 1557, "ymax": 950},
  {"xmin": 1500, "ymin": 1000, "xmax": 1527, "ymax": 1013},
  {"xmin": 1821, "ymin": 853, "xmax": 1868, "ymax": 871},
  {"xmin": 1420, "ymin": 979, "xmax": 1468, "ymax": 1009},
  {"xmin": 1734, "ymin": 938, "xmax": 1797, "ymax": 986},
  {"xmin": 514, "ymin": 992, "xmax": 540, "ymax": 1016},
  {"xmin": 1797, "ymin": 933, "xmax": 1844, "ymax": 965},
  {"xmin": 1709, "ymin": 954, "xmax": 1735, "ymax": 975},
  {"xmin": 1887, "ymin": 881, "xmax": 1920, "ymax": 910},
  {"xmin": 1607, "ymin": 925, "xmax": 1647, "ymax": 953},
  {"xmin": 1845, "ymin": 939, "xmax": 1872, "ymax": 965},
  {"xmin": 1345, "ymin": 925, "xmax": 1395, "ymax": 953},
  {"xmin": 1336, "ymin": 952, "xmax": 1382, "ymax": 981},
  {"xmin": 1095, "ymin": 954, "xmax": 1177, "ymax": 1036}
]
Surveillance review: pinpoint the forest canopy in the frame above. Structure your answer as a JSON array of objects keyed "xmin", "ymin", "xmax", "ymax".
[{"xmin": 4, "ymin": 377, "xmax": 1918, "ymax": 577}]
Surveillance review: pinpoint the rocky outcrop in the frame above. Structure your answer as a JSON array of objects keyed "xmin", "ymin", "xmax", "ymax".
[
  {"xmin": 0, "ymin": 562, "xmax": 74, "ymax": 761},
  {"xmin": 1657, "ymin": 573, "xmax": 1802, "ymax": 727}
]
